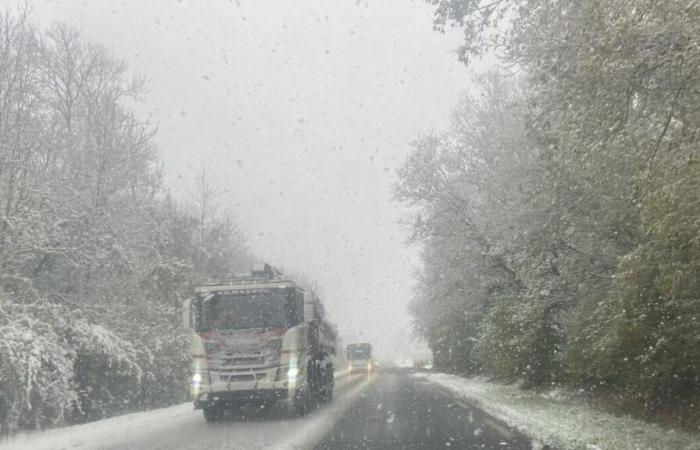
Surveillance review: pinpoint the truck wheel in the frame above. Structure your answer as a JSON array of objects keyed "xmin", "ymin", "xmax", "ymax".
[
  {"xmin": 293, "ymin": 378, "xmax": 317, "ymax": 416},
  {"xmin": 293, "ymin": 391, "xmax": 309, "ymax": 416},
  {"xmin": 323, "ymin": 383, "xmax": 334, "ymax": 402},
  {"xmin": 203, "ymin": 406, "xmax": 222, "ymax": 422}
]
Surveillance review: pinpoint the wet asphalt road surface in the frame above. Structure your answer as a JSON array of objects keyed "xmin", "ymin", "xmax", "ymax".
[{"xmin": 315, "ymin": 370, "xmax": 536, "ymax": 450}]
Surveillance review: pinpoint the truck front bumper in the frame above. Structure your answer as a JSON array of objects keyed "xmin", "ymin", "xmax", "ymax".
[{"xmin": 194, "ymin": 388, "xmax": 291, "ymax": 409}]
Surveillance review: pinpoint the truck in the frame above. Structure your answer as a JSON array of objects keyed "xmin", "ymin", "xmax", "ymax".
[
  {"xmin": 346, "ymin": 342, "xmax": 373, "ymax": 375},
  {"xmin": 182, "ymin": 264, "xmax": 336, "ymax": 421}
]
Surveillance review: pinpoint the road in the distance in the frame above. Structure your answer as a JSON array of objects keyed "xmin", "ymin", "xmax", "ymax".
[{"xmin": 316, "ymin": 370, "xmax": 536, "ymax": 450}]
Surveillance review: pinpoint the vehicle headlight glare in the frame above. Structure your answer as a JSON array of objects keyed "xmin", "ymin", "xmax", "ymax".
[
  {"xmin": 192, "ymin": 373, "xmax": 202, "ymax": 383},
  {"xmin": 287, "ymin": 367, "xmax": 299, "ymax": 378}
]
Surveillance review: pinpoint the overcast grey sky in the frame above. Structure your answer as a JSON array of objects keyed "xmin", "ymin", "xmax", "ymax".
[{"xmin": 26, "ymin": 0, "xmax": 478, "ymax": 361}]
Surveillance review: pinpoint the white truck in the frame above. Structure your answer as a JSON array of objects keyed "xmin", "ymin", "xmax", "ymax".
[
  {"xmin": 346, "ymin": 342, "xmax": 373, "ymax": 374},
  {"xmin": 182, "ymin": 264, "xmax": 336, "ymax": 421}
]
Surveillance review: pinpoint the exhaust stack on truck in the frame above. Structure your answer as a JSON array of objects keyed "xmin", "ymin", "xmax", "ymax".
[{"xmin": 182, "ymin": 264, "xmax": 336, "ymax": 421}]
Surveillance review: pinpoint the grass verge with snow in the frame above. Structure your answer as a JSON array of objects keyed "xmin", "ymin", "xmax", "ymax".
[{"xmin": 417, "ymin": 372, "xmax": 700, "ymax": 450}]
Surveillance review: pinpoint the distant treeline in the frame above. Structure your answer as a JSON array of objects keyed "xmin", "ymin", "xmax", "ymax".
[
  {"xmin": 397, "ymin": 0, "xmax": 700, "ymax": 424},
  {"xmin": 0, "ymin": 8, "xmax": 250, "ymax": 433}
]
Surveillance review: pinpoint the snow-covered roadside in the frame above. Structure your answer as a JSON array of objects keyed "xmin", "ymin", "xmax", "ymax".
[
  {"xmin": 2, "ymin": 374, "xmax": 367, "ymax": 450},
  {"xmin": 1, "ymin": 402, "xmax": 195, "ymax": 450},
  {"xmin": 417, "ymin": 372, "xmax": 700, "ymax": 450}
]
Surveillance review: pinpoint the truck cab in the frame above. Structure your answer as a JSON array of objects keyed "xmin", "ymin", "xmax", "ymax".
[{"xmin": 182, "ymin": 264, "xmax": 335, "ymax": 420}]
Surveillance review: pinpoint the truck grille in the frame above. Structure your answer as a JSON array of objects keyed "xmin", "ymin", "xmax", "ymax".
[
  {"xmin": 218, "ymin": 372, "xmax": 269, "ymax": 383},
  {"xmin": 223, "ymin": 356, "xmax": 266, "ymax": 366}
]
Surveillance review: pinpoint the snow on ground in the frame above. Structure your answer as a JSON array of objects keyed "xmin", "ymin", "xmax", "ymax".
[
  {"xmin": 2, "ymin": 373, "xmax": 369, "ymax": 450},
  {"xmin": 2, "ymin": 402, "xmax": 196, "ymax": 450},
  {"xmin": 417, "ymin": 372, "xmax": 700, "ymax": 450}
]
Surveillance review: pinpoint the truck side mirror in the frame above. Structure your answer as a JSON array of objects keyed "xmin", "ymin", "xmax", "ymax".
[{"xmin": 182, "ymin": 298, "xmax": 192, "ymax": 329}]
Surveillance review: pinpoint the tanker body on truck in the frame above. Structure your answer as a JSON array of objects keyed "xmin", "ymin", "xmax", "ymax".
[{"xmin": 182, "ymin": 264, "xmax": 336, "ymax": 421}]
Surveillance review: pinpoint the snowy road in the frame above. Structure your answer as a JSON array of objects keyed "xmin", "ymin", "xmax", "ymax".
[
  {"xmin": 315, "ymin": 371, "xmax": 534, "ymax": 449},
  {"xmin": 5, "ymin": 371, "xmax": 534, "ymax": 450}
]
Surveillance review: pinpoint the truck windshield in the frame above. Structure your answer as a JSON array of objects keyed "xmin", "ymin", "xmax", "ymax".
[
  {"xmin": 198, "ymin": 294, "xmax": 291, "ymax": 331},
  {"xmin": 347, "ymin": 347, "xmax": 371, "ymax": 360}
]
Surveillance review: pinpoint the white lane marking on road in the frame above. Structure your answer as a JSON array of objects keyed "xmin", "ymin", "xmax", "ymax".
[
  {"xmin": 482, "ymin": 417, "xmax": 515, "ymax": 440},
  {"xmin": 456, "ymin": 401, "xmax": 471, "ymax": 410},
  {"xmin": 271, "ymin": 375, "xmax": 378, "ymax": 450}
]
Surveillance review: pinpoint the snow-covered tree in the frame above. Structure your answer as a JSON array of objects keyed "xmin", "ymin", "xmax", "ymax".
[
  {"xmin": 0, "ymin": 8, "xmax": 251, "ymax": 432},
  {"xmin": 403, "ymin": 0, "xmax": 700, "ymax": 409}
]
